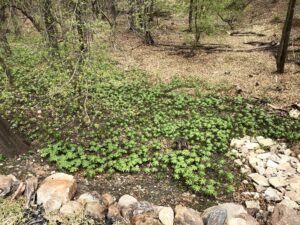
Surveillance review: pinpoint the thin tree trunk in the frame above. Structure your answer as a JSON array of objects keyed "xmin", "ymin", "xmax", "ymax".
[
  {"xmin": 0, "ymin": 6, "xmax": 11, "ymax": 55},
  {"xmin": 276, "ymin": 0, "xmax": 296, "ymax": 73},
  {"xmin": 188, "ymin": 0, "xmax": 193, "ymax": 31},
  {"xmin": 43, "ymin": 0, "xmax": 59, "ymax": 50},
  {"xmin": 0, "ymin": 116, "xmax": 29, "ymax": 157}
]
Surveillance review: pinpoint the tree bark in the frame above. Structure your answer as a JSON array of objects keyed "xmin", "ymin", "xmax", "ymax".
[
  {"xmin": 0, "ymin": 116, "xmax": 29, "ymax": 157},
  {"xmin": 276, "ymin": 0, "xmax": 296, "ymax": 73},
  {"xmin": 188, "ymin": 0, "xmax": 193, "ymax": 31},
  {"xmin": 43, "ymin": 0, "xmax": 59, "ymax": 50}
]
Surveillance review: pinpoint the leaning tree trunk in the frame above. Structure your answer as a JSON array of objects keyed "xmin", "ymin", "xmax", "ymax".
[
  {"xmin": 0, "ymin": 116, "xmax": 29, "ymax": 157},
  {"xmin": 276, "ymin": 0, "xmax": 296, "ymax": 73}
]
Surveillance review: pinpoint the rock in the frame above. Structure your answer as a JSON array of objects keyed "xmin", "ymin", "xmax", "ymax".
[
  {"xmin": 244, "ymin": 142, "xmax": 260, "ymax": 150},
  {"xmin": 264, "ymin": 187, "xmax": 283, "ymax": 202},
  {"xmin": 267, "ymin": 160, "xmax": 279, "ymax": 168},
  {"xmin": 107, "ymin": 203, "xmax": 122, "ymax": 224},
  {"xmin": 60, "ymin": 201, "xmax": 84, "ymax": 216},
  {"xmin": 25, "ymin": 176, "xmax": 38, "ymax": 208},
  {"xmin": 203, "ymin": 209, "xmax": 227, "ymax": 225},
  {"xmin": 0, "ymin": 174, "xmax": 18, "ymax": 197},
  {"xmin": 245, "ymin": 201, "xmax": 260, "ymax": 210},
  {"xmin": 11, "ymin": 181, "xmax": 25, "ymax": 200},
  {"xmin": 175, "ymin": 205, "xmax": 203, "ymax": 225},
  {"xmin": 264, "ymin": 167, "xmax": 277, "ymax": 177},
  {"xmin": 248, "ymin": 173, "xmax": 269, "ymax": 187},
  {"xmin": 271, "ymin": 204, "xmax": 300, "ymax": 225},
  {"xmin": 77, "ymin": 192, "xmax": 101, "ymax": 204},
  {"xmin": 256, "ymin": 137, "xmax": 274, "ymax": 147},
  {"xmin": 37, "ymin": 173, "xmax": 77, "ymax": 207},
  {"xmin": 158, "ymin": 207, "xmax": 174, "ymax": 225},
  {"xmin": 257, "ymin": 153, "xmax": 272, "ymax": 160},
  {"xmin": 118, "ymin": 194, "xmax": 138, "ymax": 209},
  {"xmin": 132, "ymin": 201, "xmax": 154, "ymax": 216},
  {"xmin": 289, "ymin": 109, "xmax": 300, "ymax": 119},
  {"xmin": 102, "ymin": 193, "xmax": 116, "ymax": 207},
  {"xmin": 44, "ymin": 197, "xmax": 62, "ymax": 213},
  {"xmin": 85, "ymin": 202, "xmax": 106, "ymax": 220},
  {"xmin": 228, "ymin": 213, "xmax": 259, "ymax": 225},
  {"xmin": 202, "ymin": 203, "xmax": 246, "ymax": 222},
  {"xmin": 269, "ymin": 177, "xmax": 288, "ymax": 188},
  {"xmin": 132, "ymin": 212, "xmax": 162, "ymax": 225},
  {"xmin": 230, "ymin": 138, "xmax": 248, "ymax": 149},
  {"xmin": 254, "ymin": 184, "xmax": 267, "ymax": 193},
  {"xmin": 279, "ymin": 199, "xmax": 299, "ymax": 209},
  {"xmin": 268, "ymin": 205, "xmax": 275, "ymax": 213},
  {"xmin": 285, "ymin": 191, "xmax": 300, "ymax": 203}
]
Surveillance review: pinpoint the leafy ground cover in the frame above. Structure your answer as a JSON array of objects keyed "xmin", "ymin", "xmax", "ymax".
[{"xmin": 0, "ymin": 37, "xmax": 299, "ymax": 197}]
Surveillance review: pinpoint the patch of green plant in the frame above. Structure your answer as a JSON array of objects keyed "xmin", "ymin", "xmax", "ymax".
[
  {"xmin": 1, "ymin": 37, "xmax": 300, "ymax": 197},
  {"xmin": 0, "ymin": 154, "xmax": 6, "ymax": 162}
]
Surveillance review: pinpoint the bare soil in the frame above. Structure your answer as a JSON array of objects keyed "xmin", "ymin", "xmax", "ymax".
[{"xmin": 107, "ymin": 0, "xmax": 300, "ymax": 107}]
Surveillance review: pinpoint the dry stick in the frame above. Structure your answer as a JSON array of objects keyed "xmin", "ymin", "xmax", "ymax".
[{"xmin": 230, "ymin": 31, "xmax": 266, "ymax": 37}]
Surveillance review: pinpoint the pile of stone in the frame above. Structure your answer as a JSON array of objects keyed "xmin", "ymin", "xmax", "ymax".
[
  {"xmin": 1, "ymin": 172, "xmax": 300, "ymax": 225},
  {"xmin": 231, "ymin": 136, "xmax": 300, "ymax": 211}
]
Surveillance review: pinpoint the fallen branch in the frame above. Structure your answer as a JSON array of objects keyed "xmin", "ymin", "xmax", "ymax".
[{"xmin": 230, "ymin": 31, "xmax": 266, "ymax": 37}]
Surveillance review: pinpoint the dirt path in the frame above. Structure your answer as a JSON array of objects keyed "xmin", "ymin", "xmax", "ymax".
[{"xmin": 108, "ymin": 1, "xmax": 300, "ymax": 106}]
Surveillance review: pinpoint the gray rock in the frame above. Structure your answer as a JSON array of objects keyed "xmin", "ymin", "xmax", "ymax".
[
  {"xmin": 248, "ymin": 173, "xmax": 269, "ymax": 187},
  {"xmin": 204, "ymin": 209, "xmax": 227, "ymax": 225},
  {"xmin": 267, "ymin": 160, "xmax": 279, "ymax": 169},
  {"xmin": 202, "ymin": 203, "xmax": 246, "ymax": 221},
  {"xmin": 245, "ymin": 201, "xmax": 260, "ymax": 210},
  {"xmin": 264, "ymin": 187, "xmax": 283, "ymax": 202},
  {"xmin": 118, "ymin": 194, "xmax": 138, "ymax": 209}
]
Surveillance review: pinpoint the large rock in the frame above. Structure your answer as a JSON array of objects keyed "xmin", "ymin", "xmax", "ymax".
[
  {"xmin": 158, "ymin": 207, "xmax": 174, "ymax": 225},
  {"xmin": 269, "ymin": 177, "xmax": 288, "ymax": 188},
  {"xmin": 204, "ymin": 208, "xmax": 227, "ymax": 225},
  {"xmin": 44, "ymin": 197, "xmax": 63, "ymax": 213},
  {"xmin": 37, "ymin": 173, "xmax": 77, "ymax": 208},
  {"xmin": 77, "ymin": 192, "xmax": 101, "ymax": 204},
  {"xmin": 228, "ymin": 213, "xmax": 259, "ymax": 225},
  {"xmin": 175, "ymin": 205, "xmax": 203, "ymax": 225},
  {"xmin": 118, "ymin": 194, "xmax": 138, "ymax": 209},
  {"xmin": 107, "ymin": 203, "xmax": 122, "ymax": 224},
  {"xmin": 60, "ymin": 201, "xmax": 84, "ymax": 217},
  {"xmin": 132, "ymin": 212, "xmax": 162, "ymax": 225},
  {"xmin": 270, "ymin": 204, "xmax": 300, "ymax": 225},
  {"xmin": 102, "ymin": 193, "xmax": 116, "ymax": 207},
  {"xmin": 0, "ymin": 174, "xmax": 18, "ymax": 197},
  {"xmin": 85, "ymin": 202, "xmax": 106, "ymax": 221},
  {"xmin": 279, "ymin": 199, "xmax": 299, "ymax": 209},
  {"xmin": 248, "ymin": 173, "xmax": 269, "ymax": 187},
  {"xmin": 264, "ymin": 187, "xmax": 283, "ymax": 202},
  {"xmin": 202, "ymin": 203, "xmax": 246, "ymax": 222}
]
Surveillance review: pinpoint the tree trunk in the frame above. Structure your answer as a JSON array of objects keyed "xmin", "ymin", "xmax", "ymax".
[
  {"xmin": 0, "ymin": 6, "xmax": 11, "ymax": 55},
  {"xmin": 0, "ymin": 116, "xmax": 29, "ymax": 157},
  {"xmin": 43, "ymin": 0, "xmax": 59, "ymax": 50},
  {"xmin": 276, "ymin": 0, "xmax": 296, "ymax": 73},
  {"xmin": 188, "ymin": 0, "xmax": 193, "ymax": 31}
]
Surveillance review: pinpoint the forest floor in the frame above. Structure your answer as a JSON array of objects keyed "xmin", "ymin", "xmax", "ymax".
[
  {"xmin": 1, "ymin": 1, "xmax": 300, "ymax": 224},
  {"xmin": 108, "ymin": 0, "xmax": 300, "ymax": 107}
]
